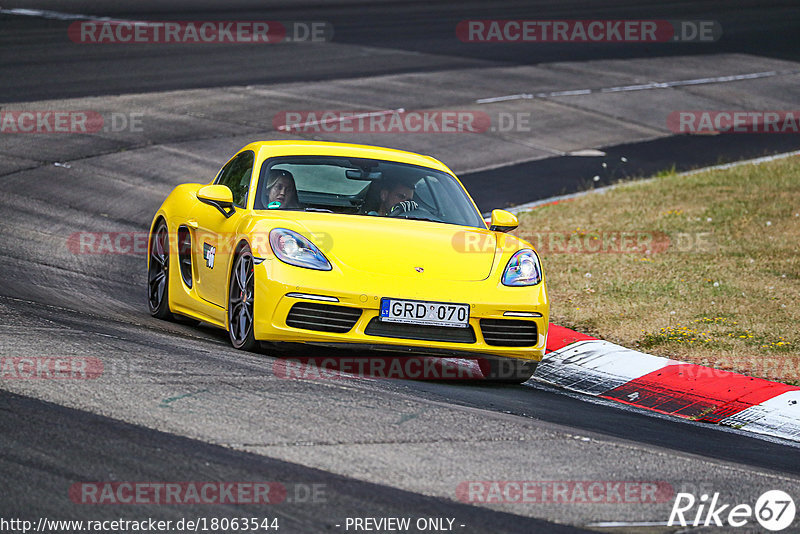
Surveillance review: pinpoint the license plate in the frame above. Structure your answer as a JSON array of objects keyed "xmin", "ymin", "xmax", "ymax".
[{"xmin": 380, "ymin": 299, "xmax": 469, "ymax": 328}]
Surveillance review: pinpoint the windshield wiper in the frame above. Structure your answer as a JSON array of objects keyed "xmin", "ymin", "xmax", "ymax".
[
  {"xmin": 400, "ymin": 216, "xmax": 439, "ymax": 223},
  {"xmin": 303, "ymin": 207, "xmax": 334, "ymax": 213}
]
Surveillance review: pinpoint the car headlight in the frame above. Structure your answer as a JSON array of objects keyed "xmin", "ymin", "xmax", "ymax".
[
  {"xmin": 269, "ymin": 228, "xmax": 332, "ymax": 271},
  {"xmin": 502, "ymin": 249, "xmax": 542, "ymax": 286}
]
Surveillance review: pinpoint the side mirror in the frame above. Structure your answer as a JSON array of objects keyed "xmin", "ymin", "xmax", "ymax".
[
  {"xmin": 197, "ymin": 184, "xmax": 235, "ymax": 218},
  {"xmin": 489, "ymin": 209, "xmax": 518, "ymax": 232}
]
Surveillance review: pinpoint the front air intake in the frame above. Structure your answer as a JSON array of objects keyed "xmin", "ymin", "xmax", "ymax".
[
  {"xmin": 286, "ymin": 302, "xmax": 361, "ymax": 333},
  {"xmin": 480, "ymin": 319, "xmax": 538, "ymax": 347}
]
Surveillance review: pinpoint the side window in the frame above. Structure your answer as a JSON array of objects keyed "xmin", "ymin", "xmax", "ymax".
[
  {"xmin": 215, "ymin": 151, "xmax": 254, "ymax": 207},
  {"xmin": 414, "ymin": 177, "xmax": 435, "ymax": 210}
]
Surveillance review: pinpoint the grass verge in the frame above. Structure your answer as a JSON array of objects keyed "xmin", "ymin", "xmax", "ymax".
[{"xmin": 514, "ymin": 155, "xmax": 800, "ymax": 385}]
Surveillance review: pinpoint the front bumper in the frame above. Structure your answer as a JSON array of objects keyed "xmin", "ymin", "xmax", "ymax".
[{"xmin": 252, "ymin": 258, "xmax": 549, "ymax": 361}]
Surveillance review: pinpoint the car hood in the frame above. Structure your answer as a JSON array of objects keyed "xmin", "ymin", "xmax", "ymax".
[{"xmin": 269, "ymin": 213, "xmax": 498, "ymax": 281}]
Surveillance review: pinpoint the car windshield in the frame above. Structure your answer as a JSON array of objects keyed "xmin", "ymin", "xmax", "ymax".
[{"xmin": 254, "ymin": 156, "xmax": 485, "ymax": 228}]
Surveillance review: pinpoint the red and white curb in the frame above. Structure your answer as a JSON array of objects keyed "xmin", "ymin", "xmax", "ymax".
[
  {"xmin": 538, "ymin": 325, "xmax": 800, "ymax": 443},
  {"xmin": 511, "ymin": 153, "xmax": 800, "ymax": 443}
]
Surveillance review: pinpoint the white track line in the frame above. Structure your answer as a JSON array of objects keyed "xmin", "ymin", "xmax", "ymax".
[
  {"xmin": 0, "ymin": 7, "xmax": 127, "ymax": 22},
  {"xmin": 505, "ymin": 149, "xmax": 800, "ymax": 214},
  {"xmin": 476, "ymin": 70, "xmax": 800, "ymax": 104}
]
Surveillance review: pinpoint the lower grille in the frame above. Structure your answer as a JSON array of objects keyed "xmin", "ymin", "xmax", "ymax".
[
  {"xmin": 286, "ymin": 302, "xmax": 361, "ymax": 333},
  {"xmin": 365, "ymin": 318, "xmax": 476, "ymax": 343},
  {"xmin": 480, "ymin": 319, "xmax": 538, "ymax": 347}
]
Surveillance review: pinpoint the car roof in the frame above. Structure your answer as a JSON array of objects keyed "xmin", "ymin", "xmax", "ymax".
[{"xmin": 243, "ymin": 140, "xmax": 454, "ymax": 175}]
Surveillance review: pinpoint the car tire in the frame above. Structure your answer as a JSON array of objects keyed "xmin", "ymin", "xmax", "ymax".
[
  {"xmin": 478, "ymin": 357, "xmax": 537, "ymax": 384},
  {"xmin": 228, "ymin": 243, "xmax": 258, "ymax": 351},
  {"xmin": 147, "ymin": 219, "xmax": 173, "ymax": 320}
]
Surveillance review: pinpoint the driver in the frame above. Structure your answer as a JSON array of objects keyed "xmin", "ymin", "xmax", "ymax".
[
  {"xmin": 265, "ymin": 168, "xmax": 299, "ymax": 209},
  {"xmin": 377, "ymin": 179, "xmax": 417, "ymax": 216}
]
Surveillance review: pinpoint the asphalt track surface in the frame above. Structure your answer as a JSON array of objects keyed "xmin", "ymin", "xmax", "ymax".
[
  {"xmin": 462, "ymin": 133, "xmax": 800, "ymax": 211},
  {"xmin": 0, "ymin": 391, "xmax": 582, "ymax": 533},
  {"xmin": 1, "ymin": 1, "xmax": 800, "ymax": 532},
  {"xmin": 2, "ymin": 0, "xmax": 800, "ymax": 102}
]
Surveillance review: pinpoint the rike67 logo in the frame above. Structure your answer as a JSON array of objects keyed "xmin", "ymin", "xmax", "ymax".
[{"xmin": 669, "ymin": 490, "xmax": 796, "ymax": 531}]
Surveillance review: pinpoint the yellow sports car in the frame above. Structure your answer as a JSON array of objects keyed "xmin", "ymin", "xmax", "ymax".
[{"xmin": 147, "ymin": 141, "xmax": 548, "ymax": 382}]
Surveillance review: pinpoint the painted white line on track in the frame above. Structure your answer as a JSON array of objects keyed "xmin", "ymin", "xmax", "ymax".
[
  {"xmin": 476, "ymin": 70, "xmax": 800, "ymax": 104},
  {"xmin": 504, "ymin": 149, "xmax": 800, "ymax": 214},
  {"xmin": 0, "ymin": 7, "xmax": 129, "ymax": 22}
]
